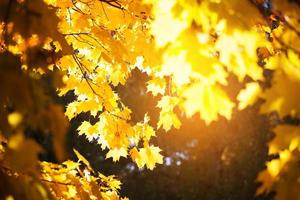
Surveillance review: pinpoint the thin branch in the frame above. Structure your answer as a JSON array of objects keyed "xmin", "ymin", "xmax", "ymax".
[
  {"xmin": 63, "ymin": 32, "xmax": 109, "ymax": 52},
  {"xmin": 72, "ymin": 54, "xmax": 99, "ymax": 95},
  {"xmin": 72, "ymin": 55, "xmax": 128, "ymax": 121},
  {"xmin": 73, "ymin": 34, "xmax": 96, "ymax": 49},
  {"xmin": 106, "ymin": 111, "xmax": 127, "ymax": 121},
  {"xmin": 67, "ymin": 8, "xmax": 72, "ymax": 28},
  {"xmin": 100, "ymin": 0, "xmax": 124, "ymax": 10},
  {"xmin": 100, "ymin": 0, "xmax": 109, "ymax": 20},
  {"xmin": 71, "ymin": 0, "xmax": 89, "ymax": 15}
]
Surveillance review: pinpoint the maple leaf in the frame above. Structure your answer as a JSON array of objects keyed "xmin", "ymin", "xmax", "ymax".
[
  {"xmin": 182, "ymin": 82, "xmax": 234, "ymax": 124},
  {"xmin": 157, "ymin": 111, "xmax": 181, "ymax": 131},
  {"xmin": 62, "ymin": 160, "xmax": 80, "ymax": 170},
  {"xmin": 156, "ymin": 96, "xmax": 181, "ymax": 131},
  {"xmin": 256, "ymin": 170, "xmax": 274, "ymax": 195},
  {"xmin": 237, "ymin": 82, "xmax": 262, "ymax": 110},
  {"xmin": 141, "ymin": 143, "xmax": 163, "ymax": 170},
  {"xmin": 99, "ymin": 173, "xmax": 121, "ymax": 191},
  {"xmin": 130, "ymin": 147, "xmax": 145, "ymax": 169},
  {"xmin": 133, "ymin": 114, "xmax": 156, "ymax": 141},
  {"xmin": 216, "ymin": 31, "xmax": 265, "ymax": 81},
  {"xmin": 106, "ymin": 148, "xmax": 128, "ymax": 162},
  {"xmin": 269, "ymin": 125, "xmax": 300, "ymax": 154},
  {"xmin": 146, "ymin": 0, "xmax": 188, "ymax": 47},
  {"xmin": 130, "ymin": 142, "xmax": 163, "ymax": 170},
  {"xmin": 77, "ymin": 121, "xmax": 99, "ymax": 141},
  {"xmin": 146, "ymin": 77, "xmax": 166, "ymax": 96},
  {"xmin": 260, "ymin": 71, "xmax": 300, "ymax": 118},
  {"xmin": 157, "ymin": 96, "xmax": 179, "ymax": 112}
]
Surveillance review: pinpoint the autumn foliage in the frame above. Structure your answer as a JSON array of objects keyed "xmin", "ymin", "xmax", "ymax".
[{"xmin": 0, "ymin": 0, "xmax": 300, "ymax": 199}]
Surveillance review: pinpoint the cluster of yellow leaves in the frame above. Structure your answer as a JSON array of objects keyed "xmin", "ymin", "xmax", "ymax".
[
  {"xmin": 0, "ymin": 0, "xmax": 131, "ymax": 199},
  {"xmin": 0, "ymin": 144, "xmax": 126, "ymax": 200},
  {"xmin": 43, "ymin": 0, "xmax": 164, "ymax": 170},
  {"xmin": 39, "ymin": 149, "xmax": 126, "ymax": 200},
  {"xmin": 142, "ymin": 0, "xmax": 270, "ymax": 128}
]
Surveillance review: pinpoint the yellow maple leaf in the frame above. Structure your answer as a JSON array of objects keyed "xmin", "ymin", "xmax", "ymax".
[
  {"xmin": 182, "ymin": 82, "xmax": 234, "ymax": 124},
  {"xmin": 130, "ymin": 147, "xmax": 145, "ymax": 168},
  {"xmin": 256, "ymin": 170, "xmax": 274, "ymax": 195},
  {"xmin": 269, "ymin": 125, "xmax": 300, "ymax": 154},
  {"xmin": 146, "ymin": 0, "xmax": 188, "ymax": 47},
  {"xmin": 142, "ymin": 144, "xmax": 163, "ymax": 170},
  {"xmin": 130, "ymin": 142, "xmax": 163, "ymax": 170},
  {"xmin": 157, "ymin": 111, "xmax": 181, "ymax": 131},
  {"xmin": 237, "ymin": 82, "xmax": 262, "ymax": 110},
  {"xmin": 133, "ymin": 114, "xmax": 156, "ymax": 141},
  {"xmin": 157, "ymin": 96, "xmax": 179, "ymax": 112},
  {"xmin": 160, "ymin": 52, "xmax": 191, "ymax": 86},
  {"xmin": 216, "ymin": 31, "xmax": 265, "ymax": 81},
  {"xmin": 77, "ymin": 121, "xmax": 99, "ymax": 141},
  {"xmin": 62, "ymin": 160, "xmax": 80, "ymax": 170},
  {"xmin": 260, "ymin": 71, "xmax": 300, "ymax": 118},
  {"xmin": 146, "ymin": 77, "xmax": 166, "ymax": 96},
  {"xmin": 157, "ymin": 96, "xmax": 181, "ymax": 131},
  {"xmin": 106, "ymin": 148, "xmax": 128, "ymax": 162},
  {"xmin": 266, "ymin": 150, "xmax": 291, "ymax": 178}
]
